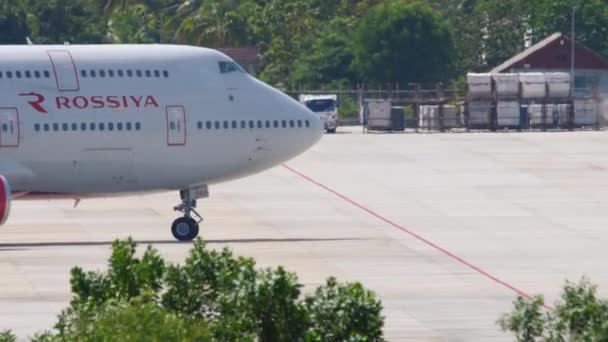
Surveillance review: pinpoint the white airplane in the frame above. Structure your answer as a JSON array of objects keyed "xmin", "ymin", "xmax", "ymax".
[{"xmin": 0, "ymin": 44, "xmax": 323, "ymax": 241}]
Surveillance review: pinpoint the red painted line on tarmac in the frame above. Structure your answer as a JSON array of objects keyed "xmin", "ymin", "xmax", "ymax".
[{"xmin": 283, "ymin": 163, "xmax": 544, "ymax": 305}]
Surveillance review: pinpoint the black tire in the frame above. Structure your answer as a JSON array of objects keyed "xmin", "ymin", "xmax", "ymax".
[
  {"xmin": 327, "ymin": 128, "xmax": 337, "ymax": 134},
  {"xmin": 171, "ymin": 217, "xmax": 199, "ymax": 241}
]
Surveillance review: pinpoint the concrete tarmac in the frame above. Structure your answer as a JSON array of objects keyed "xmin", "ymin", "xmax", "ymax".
[{"xmin": 3, "ymin": 127, "xmax": 608, "ymax": 340}]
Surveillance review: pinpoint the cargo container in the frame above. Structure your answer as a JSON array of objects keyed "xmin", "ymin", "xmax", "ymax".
[
  {"xmin": 496, "ymin": 101, "xmax": 520, "ymax": 127},
  {"xmin": 546, "ymin": 72, "xmax": 571, "ymax": 98},
  {"xmin": 493, "ymin": 74, "xmax": 519, "ymax": 98},
  {"xmin": 520, "ymin": 73, "xmax": 546, "ymax": 99},
  {"xmin": 467, "ymin": 73, "xmax": 492, "ymax": 99}
]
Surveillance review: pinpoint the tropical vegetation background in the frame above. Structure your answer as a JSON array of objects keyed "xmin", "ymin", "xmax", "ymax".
[{"xmin": 0, "ymin": 0, "xmax": 606, "ymax": 88}]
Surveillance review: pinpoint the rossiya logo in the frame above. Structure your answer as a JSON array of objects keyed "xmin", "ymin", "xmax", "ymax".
[
  {"xmin": 19, "ymin": 92, "xmax": 160, "ymax": 114},
  {"xmin": 19, "ymin": 92, "xmax": 47, "ymax": 114}
]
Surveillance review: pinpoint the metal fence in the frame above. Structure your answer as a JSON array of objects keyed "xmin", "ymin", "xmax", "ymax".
[{"xmin": 286, "ymin": 85, "xmax": 605, "ymax": 133}]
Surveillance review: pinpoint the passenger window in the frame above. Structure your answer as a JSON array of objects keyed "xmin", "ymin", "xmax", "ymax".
[
  {"xmin": 297, "ymin": 120, "xmax": 302, "ymax": 128},
  {"xmin": 163, "ymin": 70, "xmax": 169, "ymax": 78},
  {"xmin": 249, "ymin": 121, "xmax": 254, "ymax": 129},
  {"xmin": 257, "ymin": 121, "xmax": 263, "ymax": 129},
  {"xmin": 127, "ymin": 70, "xmax": 133, "ymax": 77},
  {"xmin": 215, "ymin": 121, "xmax": 220, "ymax": 129},
  {"xmin": 117, "ymin": 70, "xmax": 124, "ymax": 77},
  {"xmin": 44, "ymin": 124, "xmax": 49, "ymax": 131},
  {"xmin": 282, "ymin": 120, "xmax": 287, "ymax": 128},
  {"xmin": 99, "ymin": 70, "xmax": 106, "ymax": 78},
  {"xmin": 90, "ymin": 70, "xmax": 97, "ymax": 77},
  {"xmin": 289, "ymin": 120, "xmax": 295, "ymax": 128},
  {"xmin": 305, "ymin": 120, "xmax": 310, "ymax": 128},
  {"xmin": 0, "ymin": 71, "xmax": 3, "ymax": 78},
  {"xmin": 135, "ymin": 122, "xmax": 141, "ymax": 130},
  {"xmin": 62, "ymin": 123, "xmax": 68, "ymax": 131},
  {"xmin": 232, "ymin": 121, "xmax": 237, "ymax": 129},
  {"xmin": 34, "ymin": 71, "xmax": 40, "ymax": 78},
  {"xmin": 154, "ymin": 70, "xmax": 160, "ymax": 77},
  {"xmin": 71, "ymin": 123, "xmax": 77, "ymax": 131},
  {"xmin": 34, "ymin": 123, "xmax": 40, "ymax": 131},
  {"xmin": 81, "ymin": 123, "xmax": 87, "ymax": 131},
  {"xmin": 197, "ymin": 121, "xmax": 202, "ymax": 130},
  {"xmin": 90, "ymin": 123, "xmax": 96, "ymax": 131},
  {"xmin": 108, "ymin": 70, "xmax": 114, "ymax": 78},
  {"xmin": 53, "ymin": 123, "xmax": 59, "ymax": 131},
  {"xmin": 206, "ymin": 121, "xmax": 212, "ymax": 130},
  {"xmin": 81, "ymin": 70, "xmax": 87, "ymax": 77},
  {"xmin": 265, "ymin": 121, "xmax": 271, "ymax": 128},
  {"xmin": 145, "ymin": 70, "xmax": 151, "ymax": 77},
  {"xmin": 126, "ymin": 122, "xmax": 132, "ymax": 131},
  {"xmin": 6, "ymin": 71, "xmax": 12, "ymax": 79},
  {"xmin": 99, "ymin": 123, "xmax": 105, "ymax": 131},
  {"xmin": 108, "ymin": 122, "xmax": 114, "ymax": 131},
  {"xmin": 274, "ymin": 120, "xmax": 279, "ymax": 128},
  {"xmin": 117, "ymin": 122, "xmax": 123, "ymax": 130},
  {"xmin": 16, "ymin": 71, "xmax": 22, "ymax": 78},
  {"xmin": 223, "ymin": 121, "xmax": 229, "ymax": 129},
  {"xmin": 43, "ymin": 70, "xmax": 50, "ymax": 78},
  {"xmin": 241, "ymin": 121, "xmax": 246, "ymax": 129},
  {"xmin": 25, "ymin": 70, "xmax": 31, "ymax": 78},
  {"xmin": 2, "ymin": 124, "xmax": 7, "ymax": 132},
  {"xmin": 170, "ymin": 122, "xmax": 176, "ymax": 130},
  {"xmin": 136, "ymin": 70, "xmax": 142, "ymax": 77}
]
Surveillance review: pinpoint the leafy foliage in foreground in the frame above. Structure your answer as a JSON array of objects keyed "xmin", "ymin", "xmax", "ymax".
[
  {"xmin": 31, "ymin": 238, "xmax": 384, "ymax": 342},
  {"xmin": 0, "ymin": 330, "xmax": 16, "ymax": 342},
  {"xmin": 499, "ymin": 277, "xmax": 608, "ymax": 341}
]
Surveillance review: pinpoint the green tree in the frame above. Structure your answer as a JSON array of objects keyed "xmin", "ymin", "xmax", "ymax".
[
  {"xmin": 431, "ymin": 0, "xmax": 485, "ymax": 73},
  {"xmin": 31, "ymin": 238, "xmax": 384, "ymax": 342},
  {"xmin": 24, "ymin": 0, "xmax": 108, "ymax": 44},
  {"xmin": 474, "ymin": 0, "xmax": 530, "ymax": 70},
  {"xmin": 166, "ymin": 0, "xmax": 255, "ymax": 47},
  {"xmin": 305, "ymin": 277, "xmax": 385, "ymax": 342},
  {"xmin": 290, "ymin": 17, "xmax": 357, "ymax": 87},
  {"xmin": 0, "ymin": 1, "xmax": 30, "ymax": 44},
  {"xmin": 529, "ymin": 0, "xmax": 608, "ymax": 58},
  {"xmin": 351, "ymin": 1, "xmax": 456, "ymax": 87},
  {"xmin": 0, "ymin": 330, "xmax": 16, "ymax": 342},
  {"xmin": 499, "ymin": 277, "xmax": 608, "ymax": 341},
  {"xmin": 33, "ymin": 299, "xmax": 210, "ymax": 342},
  {"xmin": 107, "ymin": 4, "xmax": 158, "ymax": 43}
]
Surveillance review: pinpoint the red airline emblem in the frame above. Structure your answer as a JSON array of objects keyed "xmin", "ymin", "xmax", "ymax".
[{"xmin": 19, "ymin": 92, "xmax": 48, "ymax": 114}]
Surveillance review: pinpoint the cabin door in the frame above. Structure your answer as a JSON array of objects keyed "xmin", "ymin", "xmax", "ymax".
[
  {"xmin": 166, "ymin": 106, "xmax": 187, "ymax": 146},
  {"xmin": 0, "ymin": 108, "xmax": 19, "ymax": 147}
]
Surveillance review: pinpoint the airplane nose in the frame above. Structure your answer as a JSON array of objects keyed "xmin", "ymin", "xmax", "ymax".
[{"xmin": 306, "ymin": 106, "xmax": 324, "ymax": 145}]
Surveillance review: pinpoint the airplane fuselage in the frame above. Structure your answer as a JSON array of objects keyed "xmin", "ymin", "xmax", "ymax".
[{"xmin": 0, "ymin": 45, "xmax": 322, "ymax": 198}]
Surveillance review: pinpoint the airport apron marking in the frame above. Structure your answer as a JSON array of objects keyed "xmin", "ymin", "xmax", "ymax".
[{"xmin": 283, "ymin": 163, "xmax": 547, "ymax": 306}]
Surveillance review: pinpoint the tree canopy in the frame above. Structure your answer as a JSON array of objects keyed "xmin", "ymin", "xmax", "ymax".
[
  {"xmin": 0, "ymin": 0, "xmax": 607, "ymax": 87},
  {"xmin": 2, "ymin": 238, "xmax": 385, "ymax": 341}
]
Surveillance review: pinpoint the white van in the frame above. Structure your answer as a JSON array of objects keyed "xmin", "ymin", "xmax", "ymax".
[{"xmin": 299, "ymin": 94, "xmax": 338, "ymax": 133}]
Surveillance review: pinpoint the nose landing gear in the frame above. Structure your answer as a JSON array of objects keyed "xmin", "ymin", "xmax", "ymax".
[{"xmin": 171, "ymin": 186, "xmax": 208, "ymax": 241}]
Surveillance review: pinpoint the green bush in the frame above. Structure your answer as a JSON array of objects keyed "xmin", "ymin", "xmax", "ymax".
[
  {"xmin": 0, "ymin": 331, "xmax": 16, "ymax": 342},
  {"xmin": 305, "ymin": 277, "xmax": 384, "ymax": 342},
  {"xmin": 21, "ymin": 238, "xmax": 384, "ymax": 342},
  {"xmin": 499, "ymin": 277, "xmax": 608, "ymax": 341},
  {"xmin": 339, "ymin": 97, "xmax": 359, "ymax": 119}
]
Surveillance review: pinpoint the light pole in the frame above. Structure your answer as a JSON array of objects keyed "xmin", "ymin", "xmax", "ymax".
[{"xmin": 570, "ymin": 6, "xmax": 576, "ymax": 98}]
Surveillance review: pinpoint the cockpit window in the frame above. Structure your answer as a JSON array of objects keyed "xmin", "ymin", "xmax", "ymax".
[{"xmin": 218, "ymin": 61, "xmax": 246, "ymax": 74}]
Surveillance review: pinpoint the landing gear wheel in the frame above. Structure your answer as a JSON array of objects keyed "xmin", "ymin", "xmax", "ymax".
[{"xmin": 171, "ymin": 217, "xmax": 199, "ymax": 241}]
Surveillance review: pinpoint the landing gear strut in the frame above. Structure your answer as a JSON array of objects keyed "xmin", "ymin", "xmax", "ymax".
[{"xmin": 172, "ymin": 186, "xmax": 208, "ymax": 241}]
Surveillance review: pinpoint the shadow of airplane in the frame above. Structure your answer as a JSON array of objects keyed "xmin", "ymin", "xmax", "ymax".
[{"xmin": 0, "ymin": 237, "xmax": 370, "ymax": 250}]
